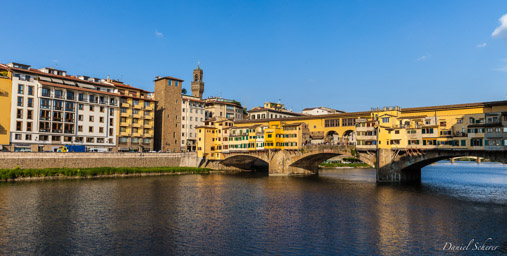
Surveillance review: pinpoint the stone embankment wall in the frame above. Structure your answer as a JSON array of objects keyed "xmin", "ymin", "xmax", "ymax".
[{"xmin": 0, "ymin": 152, "xmax": 199, "ymax": 169}]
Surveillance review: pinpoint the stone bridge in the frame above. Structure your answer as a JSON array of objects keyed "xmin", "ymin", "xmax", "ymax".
[
  {"xmin": 204, "ymin": 145, "xmax": 507, "ymax": 183},
  {"xmin": 377, "ymin": 148, "xmax": 507, "ymax": 183},
  {"xmin": 206, "ymin": 145, "xmax": 376, "ymax": 175}
]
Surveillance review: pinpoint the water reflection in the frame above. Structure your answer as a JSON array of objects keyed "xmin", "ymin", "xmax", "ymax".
[{"xmin": 0, "ymin": 162, "xmax": 504, "ymax": 255}]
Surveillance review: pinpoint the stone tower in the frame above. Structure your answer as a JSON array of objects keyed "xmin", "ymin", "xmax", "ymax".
[
  {"xmin": 154, "ymin": 76, "xmax": 183, "ymax": 152},
  {"xmin": 191, "ymin": 63, "xmax": 204, "ymax": 99}
]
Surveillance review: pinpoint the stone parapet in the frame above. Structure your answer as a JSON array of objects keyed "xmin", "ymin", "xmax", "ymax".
[{"xmin": 0, "ymin": 152, "xmax": 199, "ymax": 169}]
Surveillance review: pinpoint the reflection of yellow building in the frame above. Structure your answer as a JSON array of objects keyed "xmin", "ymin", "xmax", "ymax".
[
  {"xmin": 0, "ymin": 65, "xmax": 12, "ymax": 148},
  {"xmin": 108, "ymin": 80, "xmax": 155, "ymax": 152}
]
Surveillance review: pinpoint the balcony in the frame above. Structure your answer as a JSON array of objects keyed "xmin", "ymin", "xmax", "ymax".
[
  {"xmin": 41, "ymin": 93, "xmax": 51, "ymax": 98},
  {"xmin": 120, "ymin": 122, "xmax": 130, "ymax": 127},
  {"xmin": 133, "ymin": 104, "xmax": 142, "ymax": 109},
  {"xmin": 120, "ymin": 112, "xmax": 130, "ymax": 117},
  {"xmin": 144, "ymin": 105, "xmax": 153, "ymax": 111},
  {"xmin": 132, "ymin": 123, "xmax": 141, "ymax": 128},
  {"xmin": 110, "ymin": 101, "xmax": 118, "ymax": 106},
  {"xmin": 54, "ymin": 94, "xmax": 63, "ymax": 99},
  {"xmin": 144, "ymin": 124, "xmax": 152, "ymax": 129},
  {"xmin": 78, "ymin": 97, "xmax": 88, "ymax": 102},
  {"xmin": 121, "ymin": 102, "xmax": 130, "ymax": 107},
  {"xmin": 144, "ymin": 115, "xmax": 153, "ymax": 120},
  {"xmin": 119, "ymin": 132, "xmax": 130, "ymax": 136},
  {"xmin": 143, "ymin": 133, "xmax": 153, "ymax": 138}
]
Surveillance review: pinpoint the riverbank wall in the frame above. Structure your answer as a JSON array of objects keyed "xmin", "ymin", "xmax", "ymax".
[{"xmin": 0, "ymin": 152, "xmax": 199, "ymax": 169}]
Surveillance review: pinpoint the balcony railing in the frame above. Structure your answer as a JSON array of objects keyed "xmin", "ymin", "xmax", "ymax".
[
  {"xmin": 41, "ymin": 93, "xmax": 51, "ymax": 97},
  {"xmin": 78, "ymin": 97, "xmax": 87, "ymax": 102},
  {"xmin": 54, "ymin": 94, "xmax": 63, "ymax": 99}
]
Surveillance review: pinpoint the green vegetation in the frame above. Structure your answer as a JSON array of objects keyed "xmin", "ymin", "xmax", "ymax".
[
  {"xmin": 319, "ymin": 162, "xmax": 371, "ymax": 168},
  {"xmin": 231, "ymin": 100, "xmax": 242, "ymax": 106},
  {"xmin": 181, "ymin": 88, "xmax": 187, "ymax": 95},
  {"xmin": 0, "ymin": 166, "xmax": 211, "ymax": 181}
]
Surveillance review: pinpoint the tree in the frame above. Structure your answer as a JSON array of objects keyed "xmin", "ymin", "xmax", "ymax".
[{"xmin": 182, "ymin": 88, "xmax": 187, "ymax": 95}]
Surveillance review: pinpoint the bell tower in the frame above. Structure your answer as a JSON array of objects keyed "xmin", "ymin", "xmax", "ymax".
[{"xmin": 191, "ymin": 63, "xmax": 205, "ymax": 99}]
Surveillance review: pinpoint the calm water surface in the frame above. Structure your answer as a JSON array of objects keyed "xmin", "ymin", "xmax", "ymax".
[{"xmin": 0, "ymin": 162, "xmax": 506, "ymax": 255}]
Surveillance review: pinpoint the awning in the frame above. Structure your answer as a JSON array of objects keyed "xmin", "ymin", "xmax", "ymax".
[
  {"xmin": 39, "ymin": 76, "xmax": 52, "ymax": 82},
  {"xmin": 63, "ymin": 80, "xmax": 76, "ymax": 86},
  {"xmin": 51, "ymin": 78, "xmax": 64, "ymax": 84},
  {"xmin": 77, "ymin": 82, "xmax": 95, "ymax": 89}
]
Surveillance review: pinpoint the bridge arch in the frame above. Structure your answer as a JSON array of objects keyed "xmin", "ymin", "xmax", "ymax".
[
  {"xmin": 288, "ymin": 150, "xmax": 374, "ymax": 174},
  {"xmin": 325, "ymin": 130, "xmax": 340, "ymax": 145},
  {"xmin": 220, "ymin": 154, "xmax": 269, "ymax": 171},
  {"xmin": 379, "ymin": 149, "xmax": 507, "ymax": 182},
  {"xmin": 342, "ymin": 130, "xmax": 356, "ymax": 145}
]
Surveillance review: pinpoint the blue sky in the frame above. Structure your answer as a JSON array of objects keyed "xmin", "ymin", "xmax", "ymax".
[{"xmin": 1, "ymin": 0, "xmax": 507, "ymax": 112}]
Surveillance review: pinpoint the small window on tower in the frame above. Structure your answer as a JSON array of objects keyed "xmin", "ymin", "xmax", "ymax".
[{"xmin": 195, "ymin": 74, "xmax": 198, "ymax": 81}]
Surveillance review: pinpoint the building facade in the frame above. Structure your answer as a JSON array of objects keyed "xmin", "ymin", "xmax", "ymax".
[
  {"xmin": 5, "ymin": 63, "xmax": 119, "ymax": 152},
  {"xmin": 204, "ymin": 97, "xmax": 245, "ymax": 121},
  {"xmin": 154, "ymin": 76, "xmax": 183, "ymax": 152},
  {"xmin": 302, "ymin": 106, "xmax": 344, "ymax": 115},
  {"xmin": 108, "ymin": 80, "xmax": 155, "ymax": 152},
  {"xmin": 181, "ymin": 95, "xmax": 205, "ymax": 151},
  {"xmin": 0, "ymin": 65, "xmax": 12, "ymax": 150},
  {"xmin": 248, "ymin": 102, "xmax": 304, "ymax": 120},
  {"xmin": 198, "ymin": 101, "xmax": 507, "ymax": 161}
]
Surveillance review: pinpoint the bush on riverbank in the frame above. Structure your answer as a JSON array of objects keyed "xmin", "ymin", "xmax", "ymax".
[
  {"xmin": 319, "ymin": 162, "xmax": 371, "ymax": 168},
  {"xmin": 0, "ymin": 166, "xmax": 211, "ymax": 181}
]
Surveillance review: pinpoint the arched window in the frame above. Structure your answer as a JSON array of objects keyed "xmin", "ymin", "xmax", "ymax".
[{"xmin": 194, "ymin": 74, "xmax": 199, "ymax": 81}]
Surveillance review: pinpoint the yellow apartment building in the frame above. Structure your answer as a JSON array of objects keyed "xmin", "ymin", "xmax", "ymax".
[
  {"xmin": 110, "ymin": 80, "xmax": 155, "ymax": 152},
  {"xmin": 198, "ymin": 101, "xmax": 507, "ymax": 161},
  {"xmin": 0, "ymin": 65, "xmax": 12, "ymax": 149}
]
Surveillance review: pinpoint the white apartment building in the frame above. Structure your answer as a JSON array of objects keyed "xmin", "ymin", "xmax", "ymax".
[
  {"xmin": 181, "ymin": 95, "xmax": 205, "ymax": 151},
  {"xmin": 7, "ymin": 63, "xmax": 119, "ymax": 152},
  {"xmin": 204, "ymin": 97, "xmax": 245, "ymax": 121},
  {"xmin": 248, "ymin": 102, "xmax": 304, "ymax": 120},
  {"xmin": 302, "ymin": 107, "xmax": 344, "ymax": 116}
]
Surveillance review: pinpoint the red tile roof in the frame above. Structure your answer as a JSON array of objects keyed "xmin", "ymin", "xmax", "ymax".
[{"xmin": 39, "ymin": 81, "xmax": 119, "ymax": 97}]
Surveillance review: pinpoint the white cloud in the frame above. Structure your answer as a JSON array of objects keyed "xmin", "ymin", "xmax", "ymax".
[
  {"xmin": 155, "ymin": 30, "xmax": 164, "ymax": 38},
  {"xmin": 476, "ymin": 42, "xmax": 487, "ymax": 48},
  {"xmin": 492, "ymin": 14, "xmax": 507, "ymax": 38},
  {"xmin": 494, "ymin": 58, "xmax": 507, "ymax": 72},
  {"xmin": 494, "ymin": 66, "xmax": 507, "ymax": 72},
  {"xmin": 416, "ymin": 55, "xmax": 429, "ymax": 62}
]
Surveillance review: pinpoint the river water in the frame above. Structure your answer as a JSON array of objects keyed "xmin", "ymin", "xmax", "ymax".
[{"xmin": 0, "ymin": 162, "xmax": 506, "ymax": 255}]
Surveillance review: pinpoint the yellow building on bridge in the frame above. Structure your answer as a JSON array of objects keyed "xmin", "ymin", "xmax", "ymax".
[{"xmin": 197, "ymin": 100, "xmax": 507, "ymax": 160}]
